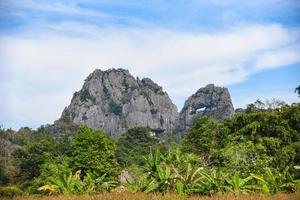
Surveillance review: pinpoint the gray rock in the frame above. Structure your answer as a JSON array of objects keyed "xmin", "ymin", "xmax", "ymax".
[
  {"xmin": 178, "ymin": 84, "xmax": 235, "ymax": 130},
  {"xmin": 57, "ymin": 68, "xmax": 178, "ymax": 137},
  {"xmin": 49, "ymin": 69, "xmax": 235, "ymax": 137},
  {"xmin": 119, "ymin": 170, "xmax": 134, "ymax": 185}
]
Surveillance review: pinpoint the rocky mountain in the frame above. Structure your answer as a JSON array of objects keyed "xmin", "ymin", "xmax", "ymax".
[
  {"xmin": 57, "ymin": 68, "xmax": 178, "ymax": 137},
  {"xmin": 178, "ymin": 84, "xmax": 235, "ymax": 130},
  {"xmin": 49, "ymin": 69, "xmax": 235, "ymax": 137}
]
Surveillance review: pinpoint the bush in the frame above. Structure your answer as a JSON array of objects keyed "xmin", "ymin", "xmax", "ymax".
[
  {"xmin": 0, "ymin": 186, "xmax": 23, "ymax": 197},
  {"xmin": 80, "ymin": 88, "xmax": 95, "ymax": 103},
  {"xmin": 0, "ymin": 165, "xmax": 9, "ymax": 185},
  {"xmin": 116, "ymin": 127, "xmax": 159, "ymax": 167},
  {"xmin": 71, "ymin": 126, "xmax": 119, "ymax": 179},
  {"xmin": 182, "ymin": 117, "xmax": 219, "ymax": 164},
  {"xmin": 109, "ymin": 101, "xmax": 123, "ymax": 116}
]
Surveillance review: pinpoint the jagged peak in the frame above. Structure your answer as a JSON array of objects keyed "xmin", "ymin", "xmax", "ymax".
[
  {"xmin": 53, "ymin": 68, "xmax": 179, "ymax": 137},
  {"xmin": 85, "ymin": 68, "xmax": 131, "ymax": 81}
]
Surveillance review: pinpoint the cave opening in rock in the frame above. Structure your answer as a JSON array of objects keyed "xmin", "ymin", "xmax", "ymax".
[{"xmin": 196, "ymin": 107, "xmax": 206, "ymax": 113}]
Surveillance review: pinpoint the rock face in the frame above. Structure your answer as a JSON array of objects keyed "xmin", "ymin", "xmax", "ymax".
[
  {"xmin": 59, "ymin": 68, "xmax": 178, "ymax": 137},
  {"xmin": 178, "ymin": 84, "xmax": 235, "ymax": 130},
  {"xmin": 50, "ymin": 69, "xmax": 236, "ymax": 137}
]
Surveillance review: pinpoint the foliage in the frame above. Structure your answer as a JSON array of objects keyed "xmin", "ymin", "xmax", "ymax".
[
  {"xmin": 0, "ymin": 161, "xmax": 9, "ymax": 185},
  {"xmin": 0, "ymin": 185, "xmax": 23, "ymax": 197},
  {"xmin": 160, "ymin": 115, "xmax": 164, "ymax": 126},
  {"xmin": 70, "ymin": 126, "xmax": 119, "ymax": 179},
  {"xmin": 245, "ymin": 98, "xmax": 286, "ymax": 113},
  {"xmin": 79, "ymin": 88, "xmax": 95, "ymax": 103},
  {"xmin": 251, "ymin": 168, "xmax": 300, "ymax": 194},
  {"xmin": 295, "ymin": 85, "xmax": 300, "ymax": 97},
  {"xmin": 38, "ymin": 156, "xmax": 72, "ymax": 183},
  {"xmin": 182, "ymin": 117, "xmax": 219, "ymax": 165},
  {"xmin": 1, "ymin": 97, "xmax": 299, "ymax": 197},
  {"xmin": 38, "ymin": 171, "xmax": 117, "ymax": 195},
  {"xmin": 125, "ymin": 148, "xmax": 300, "ymax": 195},
  {"xmin": 9, "ymin": 192, "xmax": 300, "ymax": 200},
  {"xmin": 116, "ymin": 127, "xmax": 159, "ymax": 167},
  {"xmin": 181, "ymin": 104, "xmax": 300, "ymax": 176},
  {"xmin": 109, "ymin": 101, "xmax": 123, "ymax": 116},
  {"xmin": 12, "ymin": 136, "xmax": 59, "ymax": 183},
  {"xmin": 222, "ymin": 104, "xmax": 300, "ymax": 173},
  {"xmin": 224, "ymin": 172, "xmax": 253, "ymax": 194}
]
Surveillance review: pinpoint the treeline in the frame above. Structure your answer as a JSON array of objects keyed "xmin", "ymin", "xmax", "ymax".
[{"xmin": 0, "ymin": 102, "xmax": 299, "ymax": 197}]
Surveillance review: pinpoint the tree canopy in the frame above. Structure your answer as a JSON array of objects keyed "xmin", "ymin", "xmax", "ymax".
[
  {"xmin": 70, "ymin": 126, "xmax": 119, "ymax": 178},
  {"xmin": 116, "ymin": 127, "xmax": 159, "ymax": 167}
]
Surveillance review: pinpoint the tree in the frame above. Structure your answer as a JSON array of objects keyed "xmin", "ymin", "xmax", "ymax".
[
  {"xmin": 264, "ymin": 98, "xmax": 285, "ymax": 110},
  {"xmin": 12, "ymin": 137, "xmax": 57, "ymax": 182},
  {"xmin": 181, "ymin": 117, "xmax": 219, "ymax": 165},
  {"xmin": 0, "ymin": 164, "xmax": 9, "ymax": 185},
  {"xmin": 245, "ymin": 99, "xmax": 285, "ymax": 113},
  {"xmin": 70, "ymin": 126, "xmax": 119, "ymax": 179},
  {"xmin": 295, "ymin": 85, "xmax": 300, "ymax": 97},
  {"xmin": 221, "ymin": 108, "xmax": 300, "ymax": 172},
  {"xmin": 116, "ymin": 127, "xmax": 159, "ymax": 167}
]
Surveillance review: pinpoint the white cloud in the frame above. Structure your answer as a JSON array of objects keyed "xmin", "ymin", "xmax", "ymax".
[
  {"xmin": 0, "ymin": 22, "xmax": 299, "ymax": 129},
  {"xmin": 2, "ymin": 0, "xmax": 107, "ymax": 17},
  {"xmin": 254, "ymin": 47, "xmax": 300, "ymax": 71}
]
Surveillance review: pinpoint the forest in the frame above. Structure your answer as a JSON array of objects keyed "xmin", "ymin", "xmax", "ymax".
[{"xmin": 0, "ymin": 99, "xmax": 300, "ymax": 199}]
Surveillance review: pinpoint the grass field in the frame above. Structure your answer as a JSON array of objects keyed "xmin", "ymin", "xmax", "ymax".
[{"xmin": 7, "ymin": 192, "xmax": 300, "ymax": 200}]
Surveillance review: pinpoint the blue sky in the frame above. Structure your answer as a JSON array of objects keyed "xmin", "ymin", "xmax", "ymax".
[{"xmin": 0, "ymin": 0, "xmax": 299, "ymax": 130}]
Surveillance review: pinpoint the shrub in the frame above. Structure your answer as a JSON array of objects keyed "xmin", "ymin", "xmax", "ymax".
[
  {"xmin": 0, "ymin": 186, "xmax": 23, "ymax": 197},
  {"xmin": 116, "ymin": 127, "xmax": 159, "ymax": 167},
  {"xmin": 109, "ymin": 101, "xmax": 123, "ymax": 116},
  {"xmin": 71, "ymin": 126, "xmax": 119, "ymax": 179},
  {"xmin": 38, "ymin": 171, "xmax": 117, "ymax": 195},
  {"xmin": 80, "ymin": 88, "xmax": 95, "ymax": 103},
  {"xmin": 182, "ymin": 117, "xmax": 219, "ymax": 164}
]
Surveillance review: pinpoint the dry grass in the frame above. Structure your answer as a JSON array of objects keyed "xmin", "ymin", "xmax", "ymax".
[{"xmin": 7, "ymin": 192, "xmax": 300, "ymax": 200}]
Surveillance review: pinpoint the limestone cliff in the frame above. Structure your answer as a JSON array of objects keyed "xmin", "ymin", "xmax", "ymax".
[
  {"xmin": 178, "ymin": 84, "xmax": 235, "ymax": 130},
  {"xmin": 58, "ymin": 68, "xmax": 178, "ymax": 137}
]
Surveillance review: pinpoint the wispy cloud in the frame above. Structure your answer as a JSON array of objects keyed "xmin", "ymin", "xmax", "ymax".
[
  {"xmin": 0, "ymin": 0, "xmax": 299, "ymax": 129},
  {"xmin": 254, "ymin": 47, "xmax": 300, "ymax": 71},
  {"xmin": 2, "ymin": 0, "xmax": 104, "ymax": 16}
]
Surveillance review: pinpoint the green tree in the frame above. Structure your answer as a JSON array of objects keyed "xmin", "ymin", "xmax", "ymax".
[
  {"xmin": 70, "ymin": 126, "xmax": 119, "ymax": 179},
  {"xmin": 182, "ymin": 117, "xmax": 219, "ymax": 165},
  {"xmin": 12, "ymin": 137, "xmax": 58, "ymax": 182},
  {"xmin": 221, "ymin": 108, "xmax": 300, "ymax": 172},
  {"xmin": 116, "ymin": 127, "xmax": 159, "ymax": 167},
  {"xmin": 0, "ymin": 164, "xmax": 9, "ymax": 185},
  {"xmin": 295, "ymin": 85, "xmax": 300, "ymax": 97}
]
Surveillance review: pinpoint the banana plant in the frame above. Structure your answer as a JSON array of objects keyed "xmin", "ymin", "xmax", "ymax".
[
  {"xmin": 149, "ymin": 163, "xmax": 174, "ymax": 193},
  {"xmin": 175, "ymin": 168, "xmax": 228, "ymax": 195},
  {"xmin": 188, "ymin": 169, "xmax": 217, "ymax": 195},
  {"xmin": 139, "ymin": 149, "xmax": 176, "ymax": 193},
  {"xmin": 39, "ymin": 171, "xmax": 117, "ymax": 195},
  {"xmin": 250, "ymin": 168, "xmax": 289, "ymax": 194},
  {"xmin": 42, "ymin": 171, "xmax": 83, "ymax": 195},
  {"xmin": 94, "ymin": 173, "xmax": 117, "ymax": 192},
  {"xmin": 124, "ymin": 175, "xmax": 153, "ymax": 193},
  {"xmin": 172, "ymin": 163, "xmax": 206, "ymax": 194},
  {"xmin": 224, "ymin": 172, "xmax": 253, "ymax": 194},
  {"xmin": 143, "ymin": 148, "xmax": 163, "ymax": 177}
]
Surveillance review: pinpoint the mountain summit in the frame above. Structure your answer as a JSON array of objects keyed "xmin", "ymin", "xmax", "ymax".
[
  {"xmin": 178, "ymin": 84, "xmax": 235, "ymax": 130},
  {"xmin": 49, "ymin": 68, "xmax": 235, "ymax": 137},
  {"xmin": 59, "ymin": 68, "xmax": 178, "ymax": 137}
]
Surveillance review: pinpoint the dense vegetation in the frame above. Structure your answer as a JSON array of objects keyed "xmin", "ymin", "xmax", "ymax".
[{"xmin": 0, "ymin": 99, "xmax": 300, "ymax": 197}]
